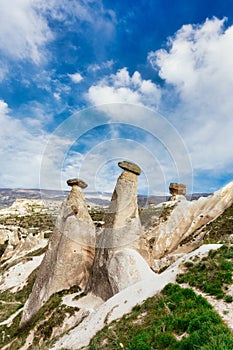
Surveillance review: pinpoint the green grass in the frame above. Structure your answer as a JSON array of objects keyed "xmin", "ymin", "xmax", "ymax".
[
  {"xmin": 27, "ymin": 289, "xmax": 80, "ymax": 349},
  {"xmin": 0, "ymin": 285, "xmax": 82, "ymax": 349},
  {"xmin": 0, "ymin": 270, "xmax": 37, "ymax": 347},
  {"xmin": 89, "ymin": 283, "xmax": 233, "ymax": 349},
  {"xmin": 0, "ymin": 301, "xmax": 23, "ymax": 323},
  {"xmin": 176, "ymin": 245, "xmax": 233, "ymax": 300}
]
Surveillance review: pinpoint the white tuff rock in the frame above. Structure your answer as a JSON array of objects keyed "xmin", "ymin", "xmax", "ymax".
[
  {"xmin": 143, "ymin": 181, "xmax": 233, "ymax": 260},
  {"xmin": 20, "ymin": 182, "xmax": 96, "ymax": 327},
  {"xmin": 86, "ymin": 164, "xmax": 153, "ymax": 301}
]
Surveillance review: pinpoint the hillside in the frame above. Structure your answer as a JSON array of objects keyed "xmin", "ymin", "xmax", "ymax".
[{"xmin": 0, "ymin": 181, "xmax": 232, "ymax": 350}]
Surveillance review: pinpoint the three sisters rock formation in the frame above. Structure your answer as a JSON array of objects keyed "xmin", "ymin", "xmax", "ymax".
[{"xmin": 21, "ymin": 161, "xmax": 233, "ymax": 326}]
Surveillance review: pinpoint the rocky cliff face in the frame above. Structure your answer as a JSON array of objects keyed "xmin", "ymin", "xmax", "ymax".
[
  {"xmin": 140, "ymin": 182, "xmax": 233, "ymax": 263},
  {"xmin": 20, "ymin": 181, "xmax": 95, "ymax": 327}
]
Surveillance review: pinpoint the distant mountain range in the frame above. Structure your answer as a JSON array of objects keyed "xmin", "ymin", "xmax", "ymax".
[{"xmin": 0, "ymin": 188, "xmax": 211, "ymax": 208}]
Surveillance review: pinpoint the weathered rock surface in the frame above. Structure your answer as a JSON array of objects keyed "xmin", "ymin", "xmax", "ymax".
[
  {"xmin": 67, "ymin": 178, "xmax": 88, "ymax": 189},
  {"xmin": 86, "ymin": 163, "xmax": 154, "ymax": 301},
  {"xmin": 118, "ymin": 161, "xmax": 141, "ymax": 175},
  {"xmin": 108, "ymin": 248, "xmax": 155, "ymax": 294},
  {"xmin": 169, "ymin": 183, "xmax": 186, "ymax": 198},
  {"xmin": 0, "ymin": 255, "xmax": 44, "ymax": 293},
  {"xmin": 20, "ymin": 182, "xmax": 95, "ymax": 327},
  {"xmin": 1, "ymin": 232, "xmax": 47, "ymax": 263},
  {"xmin": 141, "ymin": 181, "xmax": 233, "ymax": 261}
]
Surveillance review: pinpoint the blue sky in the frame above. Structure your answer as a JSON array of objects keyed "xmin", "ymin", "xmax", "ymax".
[{"xmin": 0, "ymin": 0, "xmax": 233, "ymax": 195}]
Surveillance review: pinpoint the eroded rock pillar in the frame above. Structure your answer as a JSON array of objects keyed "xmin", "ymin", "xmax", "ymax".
[
  {"xmin": 86, "ymin": 161, "xmax": 154, "ymax": 301},
  {"xmin": 20, "ymin": 178, "xmax": 95, "ymax": 327}
]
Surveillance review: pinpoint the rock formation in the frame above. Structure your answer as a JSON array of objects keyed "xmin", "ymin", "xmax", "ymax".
[
  {"xmin": 86, "ymin": 161, "xmax": 155, "ymax": 301},
  {"xmin": 141, "ymin": 181, "xmax": 233, "ymax": 262},
  {"xmin": 169, "ymin": 182, "xmax": 186, "ymax": 201},
  {"xmin": 20, "ymin": 179, "xmax": 95, "ymax": 327}
]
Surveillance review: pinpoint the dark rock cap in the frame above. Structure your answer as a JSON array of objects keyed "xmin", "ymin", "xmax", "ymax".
[
  {"xmin": 67, "ymin": 178, "xmax": 88, "ymax": 189},
  {"xmin": 118, "ymin": 161, "xmax": 141, "ymax": 175},
  {"xmin": 169, "ymin": 183, "xmax": 186, "ymax": 195}
]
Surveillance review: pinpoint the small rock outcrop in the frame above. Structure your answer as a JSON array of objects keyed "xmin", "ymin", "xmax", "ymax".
[
  {"xmin": 86, "ymin": 161, "xmax": 154, "ymax": 301},
  {"xmin": 20, "ymin": 179, "xmax": 95, "ymax": 327},
  {"xmin": 169, "ymin": 183, "xmax": 186, "ymax": 201}
]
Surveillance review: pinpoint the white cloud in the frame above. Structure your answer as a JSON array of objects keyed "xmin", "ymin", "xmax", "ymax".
[
  {"xmin": 0, "ymin": 0, "xmax": 52, "ymax": 63},
  {"xmin": 53, "ymin": 105, "xmax": 193, "ymax": 195},
  {"xmin": 88, "ymin": 60, "xmax": 114, "ymax": 72},
  {"xmin": 53, "ymin": 92, "xmax": 61, "ymax": 101},
  {"xmin": 149, "ymin": 17, "xmax": 232, "ymax": 104},
  {"xmin": 0, "ymin": 98, "xmax": 192, "ymax": 194},
  {"xmin": 148, "ymin": 17, "xmax": 233, "ymax": 177},
  {"xmin": 35, "ymin": 0, "xmax": 116, "ymax": 24},
  {"xmin": 0, "ymin": 100, "xmax": 44, "ymax": 187},
  {"xmin": 87, "ymin": 68, "xmax": 161, "ymax": 108},
  {"xmin": 35, "ymin": 0, "xmax": 116, "ymax": 45},
  {"xmin": 0, "ymin": 100, "xmax": 9, "ymax": 114},
  {"xmin": 0, "ymin": 0, "xmax": 116, "ymax": 70},
  {"xmin": 61, "ymin": 138, "xmax": 170, "ymax": 195},
  {"xmin": 68, "ymin": 72, "xmax": 83, "ymax": 84},
  {"xmin": 0, "ymin": 63, "xmax": 8, "ymax": 82},
  {"xmin": 0, "ymin": 99, "xmax": 73, "ymax": 189}
]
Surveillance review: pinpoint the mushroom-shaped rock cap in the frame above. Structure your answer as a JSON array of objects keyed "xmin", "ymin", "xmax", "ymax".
[
  {"xmin": 67, "ymin": 178, "xmax": 88, "ymax": 189},
  {"xmin": 118, "ymin": 161, "xmax": 141, "ymax": 175},
  {"xmin": 169, "ymin": 183, "xmax": 186, "ymax": 195}
]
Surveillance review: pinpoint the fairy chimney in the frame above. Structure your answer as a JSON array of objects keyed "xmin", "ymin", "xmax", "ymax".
[
  {"xmin": 20, "ymin": 179, "xmax": 95, "ymax": 327},
  {"xmin": 86, "ymin": 161, "xmax": 154, "ymax": 301}
]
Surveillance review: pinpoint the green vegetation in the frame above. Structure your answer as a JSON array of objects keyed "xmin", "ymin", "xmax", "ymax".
[
  {"xmin": 0, "ymin": 268, "xmax": 38, "ymax": 304},
  {"xmin": 0, "ymin": 301, "xmax": 23, "ymax": 323},
  {"xmin": 0, "ymin": 213, "xmax": 55, "ymax": 231},
  {"xmin": 139, "ymin": 206, "xmax": 161, "ymax": 229},
  {"xmin": 203, "ymin": 203, "xmax": 233, "ymax": 243},
  {"xmin": 27, "ymin": 288, "xmax": 80, "ymax": 349},
  {"xmin": 0, "ymin": 268, "xmax": 38, "ymax": 349},
  {"xmin": 177, "ymin": 245, "xmax": 233, "ymax": 300},
  {"xmin": 89, "ymin": 283, "xmax": 233, "ymax": 349},
  {"xmin": 0, "ymin": 199, "xmax": 232, "ymax": 349},
  {"xmin": 89, "ymin": 207, "xmax": 105, "ymax": 226},
  {"xmin": 0, "ymin": 284, "xmax": 81, "ymax": 349},
  {"xmin": 0, "ymin": 211, "xmax": 54, "ymax": 258},
  {"xmin": 139, "ymin": 204, "xmax": 176, "ymax": 230}
]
